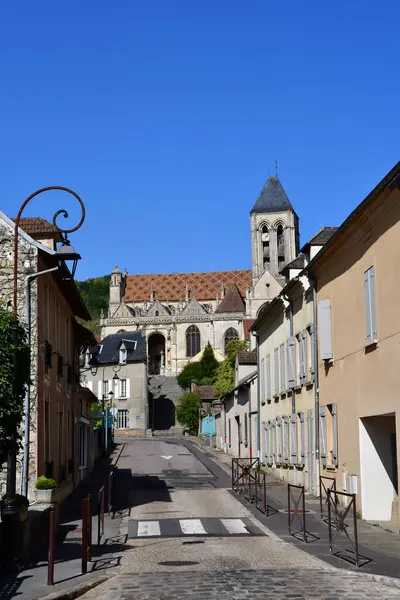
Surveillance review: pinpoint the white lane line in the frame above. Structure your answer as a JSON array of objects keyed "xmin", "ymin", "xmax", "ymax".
[
  {"xmin": 137, "ymin": 521, "xmax": 161, "ymax": 537},
  {"xmin": 179, "ymin": 519, "xmax": 207, "ymax": 535},
  {"xmin": 221, "ymin": 519, "xmax": 249, "ymax": 534}
]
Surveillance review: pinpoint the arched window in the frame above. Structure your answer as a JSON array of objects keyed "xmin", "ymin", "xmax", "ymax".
[
  {"xmin": 186, "ymin": 325, "xmax": 201, "ymax": 357},
  {"xmin": 277, "ymin": 224, "xmax": 285, "ymax": 271},
  {"xmin": 155, "ymin": 310, "xmax": 159, "ymax": 316},
  {"xmin": 224, "ymin": 328, "xmax": 239, "ymax": 353},
  {"xmin": 261, "ymin": 225, "xmax": 270, "ymax": 270}
]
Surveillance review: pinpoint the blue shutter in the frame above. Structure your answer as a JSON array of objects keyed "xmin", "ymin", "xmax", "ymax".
[
  {"xmin": 287, "ymin": 337, "xmax": 296, "ymax": 388},
  {"xmin": 332, "ymin": 403, "xmax": 338, "ymax": 466},
  {"xmin": 291, "ymin": 413, "xmax": 298, "ymax": 463},
  {"xmin": 364, "ymin": 267, "xmax": 377, "ymax": 343},
  {"xmin": 310, "ymin": 324, "xmax": 316, "ymax": 381},
  {"xmin": 320, "ymin": 405, "xmax": 327, "ymax": 466},
  {"xmin": 318, "ymin": 300, "xmax": 333, "ymax": 360},
  {"xmin": 274, "ymin": 348, "xmax": 279, "ymax": 395},
  {"xmin": 266, "ymin": 354, "xmax": 271, "ymax": 399}
]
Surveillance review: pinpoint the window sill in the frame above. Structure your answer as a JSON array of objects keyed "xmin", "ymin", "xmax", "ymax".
[
  {"xmin": 261, "ymin": 400, "xmax": 266, "ymax": 406},
  {"xmin": 294, "ymin": 384, "xmax": 302, "ymax": 392},
  {"xmin": 326, "ymin": 464, "xmax": 337, "ymax": 472},
  {"xmin": 273, "ymin": 394, "xmax": 280, "ymax": 400},
  {"xmin": 305, "ymin": 379, "xmax": 313, "ymax": 388}
]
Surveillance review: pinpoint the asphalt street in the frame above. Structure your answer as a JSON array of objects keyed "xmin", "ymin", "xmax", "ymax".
[{"xmin": 85, "ymin": 438, "xmax": 400, "ymax": 599}]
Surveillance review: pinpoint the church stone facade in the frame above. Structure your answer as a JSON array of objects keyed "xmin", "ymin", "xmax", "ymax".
[{"xmin": 100, "ymin": 174, "xmax": 300, "ymax": 375}]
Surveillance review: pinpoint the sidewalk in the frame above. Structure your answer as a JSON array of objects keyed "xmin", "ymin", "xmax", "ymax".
[
  {"xmin": 0, "ymin": 444, "xmax": 126, "ymax": 600},
  {"xmin": 190, "ymin": 436, "xmax": 400, "ymax": 582}
]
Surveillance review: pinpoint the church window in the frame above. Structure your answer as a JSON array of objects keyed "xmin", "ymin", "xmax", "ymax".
[
  {"xmin": 186, "ymin": 325, "xmax": 201, "ymax": 357},
  {"xmin": 224, "ymin": 328, "xmax": 239, "ymax": 353},
  {"xmin": 261, "ymin": 226, "xmax": 270, "ymax": 271},
  {"xmin": 155, "ymin": 310, "xmax": 159, "ymax": 316}
]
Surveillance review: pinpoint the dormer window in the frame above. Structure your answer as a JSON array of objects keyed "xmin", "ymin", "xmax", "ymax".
[{"xmin": 119, "ymin": 342, "xmax": 127, "ymax": 365}]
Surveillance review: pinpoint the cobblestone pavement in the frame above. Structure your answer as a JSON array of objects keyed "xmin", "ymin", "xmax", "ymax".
[{"xmin": 81, "ymin": 569, "xmax": 400, "ymax": 599}]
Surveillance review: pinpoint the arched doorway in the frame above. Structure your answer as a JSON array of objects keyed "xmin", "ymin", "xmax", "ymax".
[{"xmin": 148, "ymin": 333, "xmax": 166, "ymax": 375}]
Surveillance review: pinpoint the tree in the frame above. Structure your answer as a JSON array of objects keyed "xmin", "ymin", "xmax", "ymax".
[
  {"xmin": 177, "ymin": 343, "xmax": 219, "ymax": 390},
  {"xmin": 213, "ymin": 339, "xmax": 248, "ymax": 396},
  {"xmin": 176, "ymin": 392, "xmax": 202, "ymax": 435},
  {"xmin": 76, "ymin": 275, "xmax": 110, "ymax": 335},
  {"xmin": 0, "ymin": 307, "xmax": 30, "ymax": 465}
]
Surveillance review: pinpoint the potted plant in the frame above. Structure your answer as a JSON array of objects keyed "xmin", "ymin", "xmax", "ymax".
[{"xmin": 34, "ymin": 475, "xmax": 57, "ymax": 503}]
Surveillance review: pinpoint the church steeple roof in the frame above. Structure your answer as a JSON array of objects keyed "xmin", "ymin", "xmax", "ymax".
[
  {"xmin": 251, "ymin": 175, "xmax": 295, "ymax": 214},
  {"xmin": 215, "ymin": 283, "xmax": 245, "ymax": 314}
]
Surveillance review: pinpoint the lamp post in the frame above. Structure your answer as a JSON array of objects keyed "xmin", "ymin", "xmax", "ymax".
[{"xmin": 9, "ymin": 187, "xmax": 85, "ymax": 499}]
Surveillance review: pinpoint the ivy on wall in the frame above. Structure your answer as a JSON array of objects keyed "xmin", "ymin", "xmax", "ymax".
[{"xmin": 0, "ymin": 306, "xmax": 30, "ymax": 464}]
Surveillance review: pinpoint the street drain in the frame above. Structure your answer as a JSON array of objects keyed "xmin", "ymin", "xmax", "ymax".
[
  {"xmin": 158, "ymin": 561, "xmax": 199, "ymax": 567},
  {"xmin": 182, "ymin": 540, "xmax": 205, "ymax": 545}
]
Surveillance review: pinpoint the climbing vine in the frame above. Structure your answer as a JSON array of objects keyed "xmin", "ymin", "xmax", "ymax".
[{"xmin": 0, "ymin": 305, "xmax": 30, "ymax": 464}]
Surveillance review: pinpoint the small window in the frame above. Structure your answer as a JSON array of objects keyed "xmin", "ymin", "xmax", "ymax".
[
  {"xmin": 274, "ymin": 348, "xmax": 279, "ymax": 395},
  {"xmin": 155, "ymin": 310, "xmax": 159, "ymax": 316},
  {"xmin": 119, "ymin": 342, "xmax": 127, "ymax": 365},
  {"xmin": 103, "ymin": 380, "xmax": 109, "ymax": 396},
  {"xmin": 57, "ymin": 355, "xmax": 64, "ymax": 378},
  {"xmin": 120, "ymin": 379, "xmax": 127, "ymax": 398},
  {"xmin": 326, "ymin": 403, "xmax": 338, "ymax": 467},
  {"xmin": 44, "ymin": 341, "xmax": 52, "ymax": 375}
]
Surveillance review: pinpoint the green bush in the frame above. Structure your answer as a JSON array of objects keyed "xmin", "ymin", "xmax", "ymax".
[
  {"xmin": 176, "ymin": 392, "xmax": 202, "ymax": 435},
  {"xmin": 35, "ymin": 476, "xmax": 57, "ymax": 490}
]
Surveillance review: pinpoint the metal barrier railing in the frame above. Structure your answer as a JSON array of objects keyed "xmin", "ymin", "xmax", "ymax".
[
  {"xmin": 319, "ymin": 475, "xmax": 337, "ymax": 520},
  {"xmin": 98, "ymin": 485, "xmax": 105, "ymax": 546},
  {"xmin": 231, "ymin": 457, "xmax": 259, "ymax": 494},
  {"xmin": 327, "ymin": 489, "xmax": 370, "ymax": 567},
  {"xmin": 287, "ymin": 484, "xmax": 308, "ymax": 542}
]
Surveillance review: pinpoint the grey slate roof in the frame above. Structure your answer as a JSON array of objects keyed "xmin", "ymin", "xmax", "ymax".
[
  {"xmin": 251, "ymin": 175, "xmax": 295, "ymax": 214},
  {"xmin": 237, "ymin": 349, "xmax": 257, "ymax": 365},
  {"xmin": 215, "ymin": 283, "xmax": 246, "ymax": 314},
  {"xmin": 280, "ymin": 254, "xmax": 306, "ymax": 275},
  {"xmin": 300, "ymin": 227, "xmax": 338, "ymax": 253},
  {"xmin": 96, "ymin": 330, "xmax": 146, "ymax": 365}
]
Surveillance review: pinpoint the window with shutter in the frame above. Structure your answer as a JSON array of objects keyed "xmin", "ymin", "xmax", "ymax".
[
  {"xmin": 280, "ymin": 343, "xmax": 285, "ymax": 392},
  {"xmin": 364, "ymin": 266, "xmax": 377, "ymax": 343},
  {"xmin": 287, "ymin": 337, "xmax": 296, "ymax": 388},
  {"xmin": 266, "ymin": 354, "xmax": 271, "ymax": 399},
  {"xmin": 320, "ymin": 405, "xmax": 327, "ymax": 466},
  {"xmin": 263, "ymin": 424, "xmax": 269, "ymax": 460},
  {"xmin": 318, "ymin": 300, "xmax": 333, "ymax": 360},
  {"xmin": 291, "ymin": 413, "xmax": 298, "ymax": 463},
  {"xmin": 302, "ymin": 330, "xmax": 308, "ymax": 381},
  {"xmin": 271, "ymin": 419, "xmax": 276, "ymax": 463},
  {"xmin": 274, "ymin": 348, "xmax": 279, "ymax": 395},
  {"xmin": 284, "ymin": 416, "xmax": 290, "ymax": 462}
]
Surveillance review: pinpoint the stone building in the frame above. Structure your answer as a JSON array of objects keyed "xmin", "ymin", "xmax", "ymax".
[
  {"xmin": 0, "ymin": 213, "xmax": 95, "ymax": 499},
  {"xmin": 101, "ymin": 174, "xmax": 300, "ymax": 373}
]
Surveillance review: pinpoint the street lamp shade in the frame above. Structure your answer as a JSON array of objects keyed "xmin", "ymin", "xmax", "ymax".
[
  {"xmin": 112, "ymin": 372, "xmax": 120, "ymax": 382},
  {"xmin": 54, "ymin": 237, "xmax": 81, "ymax": 278},
  {"xmin": 108, "ymin": 390, "xmax": 114, "ymax": 402}
]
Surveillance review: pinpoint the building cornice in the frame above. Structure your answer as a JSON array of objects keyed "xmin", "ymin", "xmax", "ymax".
[{"xmin": 101, "ymin": 313, "xmax": 245, "ymax": 327}]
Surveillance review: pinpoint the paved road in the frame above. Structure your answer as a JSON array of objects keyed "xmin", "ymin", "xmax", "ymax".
[{"xmin": 88, "ymin": 438, "xmax": 400, "ymax": 599}]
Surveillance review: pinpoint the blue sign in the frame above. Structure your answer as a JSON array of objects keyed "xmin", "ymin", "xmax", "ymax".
[{"xmin": 136, "ymin": 415, "xmax": 140, "ymax": 420}]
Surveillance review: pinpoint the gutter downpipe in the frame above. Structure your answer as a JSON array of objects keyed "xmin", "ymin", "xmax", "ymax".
[
  {"xmin": 22, "ymin": 266, "xmax": 59, "ymax": 499},
  {"xmin": 311, "ymin": 276, "xmax": 321, "ymax": 497}
]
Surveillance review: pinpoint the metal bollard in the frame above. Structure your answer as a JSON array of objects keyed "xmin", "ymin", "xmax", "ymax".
[
  {"xmin": 82, "ymin": 497, "xmax": 88, "ymax": 574},
  {"xmin": 47, "ymin": 505, "xmax": 55, "ymax": 586},
  {"xmin": 87, "ymin": 494, "xmax": 92, "ymax": 561}
]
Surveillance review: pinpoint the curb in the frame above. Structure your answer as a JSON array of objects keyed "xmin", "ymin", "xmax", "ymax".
[
  {"xmin": 38, "ymin": 575, "xmax": 108, "ymax": 600},
  {"xmin": 111, "ymin": 443, "xmax": 125, "ymax": 468},
  {"xmin": 343, "ymin": 570, "xmax": 400, "ymax": 590}
]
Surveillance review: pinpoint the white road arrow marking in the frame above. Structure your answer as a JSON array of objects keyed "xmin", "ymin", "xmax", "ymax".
[{"xmin": 161, "ymin": 455, "xmax": 173, "ymax": 460}]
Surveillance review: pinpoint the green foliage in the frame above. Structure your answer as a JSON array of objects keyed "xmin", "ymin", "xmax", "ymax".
[
  {"xmin": 76, "ymin": 275, "xmax": 110, "ymax": 335},
  {"xmin": 0, "ymin": 307, "xmax": 30, "ymax": 464},
  {"xmin": 213, "ymin": 339, "xmax": 249, "ymax": 396},
  {"xmin": 177, "ymin": 343, "xmax": 219, "ymax": 390},
  {"xmin": 91, "ymin": 401, "xmax": 103, "ymax": 428},
  {"xmin": 35, "ymin": 475, "xmax": 57, "ymax": 490},
  {"xmin": 176, "ymin": 392, "xmax": 202, "ymax": 435}
]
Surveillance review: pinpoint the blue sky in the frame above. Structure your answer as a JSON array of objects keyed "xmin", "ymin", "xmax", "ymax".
[{"xmin": 0, "ymin": 1, "xmax": 399, "ymax": 281}]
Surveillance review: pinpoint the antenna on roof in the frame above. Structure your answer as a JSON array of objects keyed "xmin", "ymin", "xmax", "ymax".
[{"xmin": 275, "ymin": 160, "xmax": 278, "ymax": 177}]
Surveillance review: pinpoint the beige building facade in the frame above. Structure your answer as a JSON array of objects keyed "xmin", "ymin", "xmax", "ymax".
[{"xmin": 308, "ymin": 162, "xmax": 400, "ymax": 525}]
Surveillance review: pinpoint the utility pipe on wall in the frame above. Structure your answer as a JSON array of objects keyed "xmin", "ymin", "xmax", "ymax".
[
  {"xmin": 252, "ymin": 331, "xmax": 261, "ymax": 460},
  {"xmin": 22, "ymin": 266, "xmax": 59, "ymax": 498},
  {"xmin": 311, "ymin": 278, "xmax": 321, "ymax": 497}
]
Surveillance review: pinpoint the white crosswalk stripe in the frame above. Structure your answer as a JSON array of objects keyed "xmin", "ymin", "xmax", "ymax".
[
  {"xmin": 129, "ymin": 518, "xmax": 262, "ymax": 539},
  {"xmin": 179, "ymin": 519, "xmax": 207, "ymax": 535},
  {"xmin": 221, "ymin": 518, "xmax": 249, "ymax": 534},
  {"xmin": 137, "ymin": 520, "xmax": 161, "ymax": 537}
]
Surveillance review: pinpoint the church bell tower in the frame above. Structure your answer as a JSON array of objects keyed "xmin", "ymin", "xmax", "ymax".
[{"xmin": 250, "ymin": 174, "xmax": 299, "ymax": 286}]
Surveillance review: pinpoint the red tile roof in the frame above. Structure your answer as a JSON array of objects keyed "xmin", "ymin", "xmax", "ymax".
[
  {"xmin": 124, "ymin": 270, "xmax": 252, "ymax": 302},
  {"xmin": 13, "ymin": 217, "xmax": 63, "ymax": 241},
  {"xmin": 243, "ymin": 319, "xmax": 255, "ymax": 340}
]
